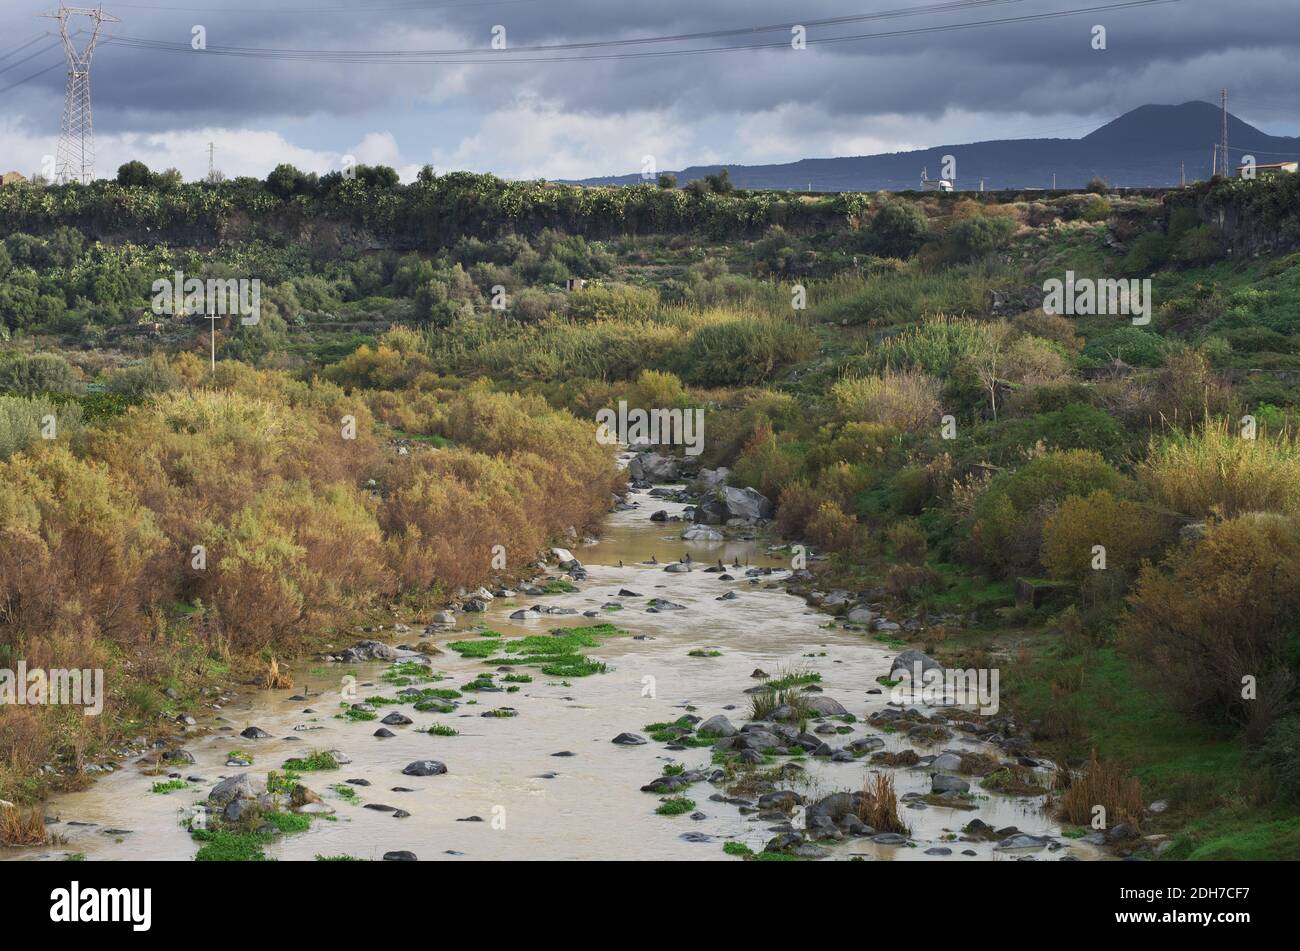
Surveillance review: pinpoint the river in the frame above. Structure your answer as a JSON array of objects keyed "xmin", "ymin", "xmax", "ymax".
[{"xmin": 9, "ymin": 483, "xmax": 1097, "ymax": 862}]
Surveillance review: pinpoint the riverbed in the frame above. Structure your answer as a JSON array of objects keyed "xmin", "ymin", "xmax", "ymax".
[{"xmin": 9, "ymin": 485, "xmax": 1097, "ymax": 862}]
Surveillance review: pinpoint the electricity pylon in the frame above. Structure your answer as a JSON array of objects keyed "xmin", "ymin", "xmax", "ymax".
[{"xmin": 40, "ymin": 4, "xmax": 118, "ymax": 185}]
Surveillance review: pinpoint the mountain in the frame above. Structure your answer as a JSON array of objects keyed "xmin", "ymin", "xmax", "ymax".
[{"xmin": 569, "ymin": 101, "xmax": 1300, "ymax": 192}]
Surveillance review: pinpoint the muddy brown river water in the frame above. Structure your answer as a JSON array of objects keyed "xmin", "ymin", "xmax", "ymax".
[{"xmin": 9, "ymin": 484, "xmax": 1100, "ymax": 862}]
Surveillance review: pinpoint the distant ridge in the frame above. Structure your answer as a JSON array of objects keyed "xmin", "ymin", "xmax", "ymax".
[{"xmin": 568, "ymin": 102, "xmax": 1300, "ymax": 192}]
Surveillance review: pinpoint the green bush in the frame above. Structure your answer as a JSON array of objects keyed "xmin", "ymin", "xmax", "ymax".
[
  {"xmin": 675, "ymin": 315, "xmax": 813, "ymax": 387},
  {"xmin": 970, "ymin": 450, "xmax": 1126, "ymax": 575},
  {"xmin": 943, "ymin": 215, "xmax": 1017, "ymax": 263},
  {"xmin": 0, "ymin": 352, "xmax": 84, "ymax": 396},
  {"xmin": 1081, "ymin": 326, "xmax": 1172, "ymax": 367},
  {"xmin": 0, "ymin": 395, "xmax": 83, "ymax": 460},
  {"xmin": 867, "ymin": 200, "xmax": 929, "ymax": 258}
]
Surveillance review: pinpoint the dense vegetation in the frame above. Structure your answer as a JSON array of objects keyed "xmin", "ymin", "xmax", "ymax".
[{"xmin": 2, "ymin": 160, "xmax": 1299, "ymax": 857}]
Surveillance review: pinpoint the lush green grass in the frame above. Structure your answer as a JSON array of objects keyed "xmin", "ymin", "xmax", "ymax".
[
  {"xmin": 1008, "ymin": 645, "xmax": 1242, "ymax": 783},
  {"xmin": 192, "ymin": 829, "xmax": 271, "ymax": 862},
  {"xmin": 655, "ymin": 796, "xmax": 696, "ymax": 816},
  {"xmin": 281, "ymin": 751, "xmax": 340, "ymax": 772},
  {"xmin": 446, "ymin": 638, "xmax": 502, "ymax": 658},
  {"xmin": 1165, "ymin": 810, "xmax": 1300, "ymax": 860}
]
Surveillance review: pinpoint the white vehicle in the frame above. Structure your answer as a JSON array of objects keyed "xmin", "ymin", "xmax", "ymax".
[{"xmin": 920, "ymin": 167, "xmax": 954, "ymax": 192}]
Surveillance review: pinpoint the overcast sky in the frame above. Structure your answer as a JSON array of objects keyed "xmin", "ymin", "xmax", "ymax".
[{"xmin": 1, "ymin": 0, "xmax": 1296, "ymax": 182}]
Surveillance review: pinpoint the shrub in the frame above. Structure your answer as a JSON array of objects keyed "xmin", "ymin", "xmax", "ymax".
[
  {"xmin": 960, "ymin": 403, "xmax": 1128, "ymax": 468},
  {"xmin": 943, "ymin": 214, "xmax": 1017, "ymax": 263},
  {"xmin": 1082, "ymin": 326, "xmax": 1172, "ymax": 368},
  {"xmin": 883, "ymin": 563, "xmax": 942, "ymax": 600},
  {"xmin": 1138, "ymin": 349, "xmax": 1233, "ymax": 428},
  {"xmin": 0, "ymin": 446, "xmax": 167, "ymax": 643},
  {"xmin": 1004, "ymin": 335, "xmax": 1070, "ymax": 386},
  {"xmin": 1012, "ymin": 311, "xmax": 1083, "ymax": 353},
  {"xmin": 830, "ymin": 370, "xmax": 940, "ymax": 431},
  {"xmin": 1175, "ymin": 224, "xmax": 1223, "ymax": 265},
  {"xmin": 1123, "ymin": 513, "xmax": 1300, "ymax": 741},
  {"xmin": 567, "ymin": 284, "xmax": 659, "ymax": 323},
  {"xmin": 806, "ymin": 500, "xmax": 859, "ymax": 552},
  {"xmin": 1041, "ymin": 490, "xmax": 1172, "ymax": 584},
  {"xmin": 675, "ymin": 312, "xmax": 814, "ymax": 387},
  {"xmin": 103, "ymin": 353, "xmax": 180, "ymax": 397},
  {"xmin": 775, "ymin": 478, "xmax": 827, "ymax": 538},
  {"xmin": 0, "ymin": 352, "xmax": 83, "ymax": 395},
  {"xmin": 859, "ymin": 772, "xmax": 907, "ymax": 834},
  {"xmin": 886, "ymin": 519, "xmax": 928, "ymax": 564},
  {"xmin": 1139, "ymin": 418, "xmax": 1300, "ymax": 518},
  {"xmin": 0, "ymin": 396, "xmax": 83, "ymax": 461},
  {"xmin": 1120, "ymin": 231, "xmax": 1172, "ymax": 275},
  {"xmin": 622, "ymin": 369, "xmax": 687, "ymax": 410},
  {"xmin": 864, "ymin": 314, "xmax": 1001, "ymax": 377},
  {"xmin": 970, "ymin": 450, "xmax": 1127, "ymax": 575},
  {"xmin": 730, "ymin": 425, "xmax": 801, "ymax": 502},
  {"xmin": 867, "ymin": 200, "xmax": 929, "ymax": 258},
  {"xmin": 1055, "ymin": 751, "xmax": 1143, "ymax": 827}
]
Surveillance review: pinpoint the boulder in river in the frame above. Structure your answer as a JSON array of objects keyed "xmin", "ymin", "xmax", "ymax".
[
  {"xmin": 628, "ymin": 452, "xmax": 680, "ymax": 483},
  {"xmin": 693, "ymin": 486, "xmax": 773, "ymax": 525},
  {"xmin": 803, "ymin": 695, "xmax": 848, "ymax": 717},
  {"xmin": 338, "ymin": 640, "xmax": 400, "ymax": 663},
  {"xmin": 995, "ymin": 833, "xmax": 1053, "ymax": 850},
  {"xmin": 646, "ymin": 598, "xmax": 685, "ymax": 611},
  {"xmin": 696, "ymin": 467, "xmax": 730, "ymax": 489},
  {"xmin": 209, "ymin": 774, "xmax": 266, "ymax": 806},
  {"xmin": 611, "ymin": 732, "xmax": 647, "ymax": 746},
  {"xmin": 697, "ymin": 715, "xmax": 737, "ymax": 738},
  {"xmin": 401, "ymin": 760, "xmax": 447, "ymax": 777},
  {"xmin": 889, "ymin": 648, "xmax": 944, "ymax": 680},
  {"xmin": 931, "ymin": 774, "xmax": 970, "ymax": 795},
  {"xmin": 845, "ymin": 606, "xmax": 875, "ymax": 625}
]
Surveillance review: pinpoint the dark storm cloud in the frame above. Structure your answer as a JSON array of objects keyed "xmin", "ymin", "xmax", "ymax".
[{"xmin": 4, "ymin": 0, "xmax": 1298, "ymax": 138}]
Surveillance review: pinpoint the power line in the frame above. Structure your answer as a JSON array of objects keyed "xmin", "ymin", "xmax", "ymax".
[
  {"xmin": 104, "ymin": 0, "xmax": 1031, "ymax": 58},
  {"xmin": 0, "ymin": 32, "xmax": 53, "ymax": 63},
  {"xmin": 0, "ymin": 37, "xmax": 63, "ymax": 75},
  {"xmin": 111, "ymin": 0, "xmax": 536, "ymax": 11},
  {"xmin": 102, "ymin": 0, "xmax": 1184, "ymax": 65},
  {"xmin": 0, "ymin": 58, "xmax": 64, "ymax": 95}
]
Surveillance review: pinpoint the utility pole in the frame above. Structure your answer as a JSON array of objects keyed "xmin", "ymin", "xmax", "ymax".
[
  {"xmin": 1221, "ymin": 88, "xmax": 1230, "ymax": 179},
  {"xmin": 41, "ymin": 4, "xmax": 119, "ymax": 185},
  {"xmin": 1181, "ymin": 161, "xmax": 1186, "ymax": 188},
  {"xmin": 208, "ymin": 141, "xmax": 215, "ymax": 180}
]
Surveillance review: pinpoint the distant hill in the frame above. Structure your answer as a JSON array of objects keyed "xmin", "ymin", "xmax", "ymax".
[{"xmin": 569, "ymin": 101, "xmax": 1300, "ymax": 192}]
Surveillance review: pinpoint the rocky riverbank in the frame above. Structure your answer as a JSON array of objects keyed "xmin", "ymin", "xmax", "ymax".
[{"xmin": 8, "ymin": 466, "xmax": 1124, "ymax": 861}]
